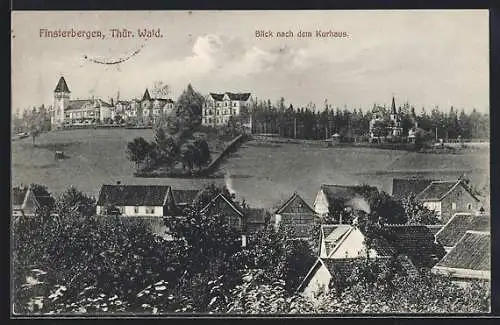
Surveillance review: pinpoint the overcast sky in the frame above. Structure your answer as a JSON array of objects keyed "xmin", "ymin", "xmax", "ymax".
[{"xmin": 11, "ymin": 10, "xmax": 489, "ymax": 114}]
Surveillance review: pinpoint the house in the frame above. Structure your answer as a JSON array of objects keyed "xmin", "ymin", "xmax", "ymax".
[
  {"xmin": 317, "ymin": 222, "xmax": 396, "ymax": 260},
  {"xmin": 313, "ymin": 184, "xmax": 377, "ymax": 220},
  {"xmin": 415, "ymin": 180, "xmax": 480, "ymax": 222},
  {"xmin": 391, "ymin": 178, "xmax": 435, "ymax": 201},
  {"xmin": 51, "ymin": 76, "xmax": 118, "ymax": 127},
  {"xmin": 297, "ymin": 255, "xmax": 416, "ymax": 299},
  {"xmin": 432, "ymin": 230, "xmax": 490, "ymax": 282},
  {"xmin": 200, "ymin": 193, "xmax": 268, "ymax": 246},
  {"xmin": 12, "ymin": 185, "xmax": 53, "ymax": 217},
  {"xmin": 96, "ymin": 184, "xmax": 180, "ymax": 217},
  {"xmin": 246, "ymin": 208, "xmax": 269, "ymax": 233},
  {"xmin": 380, "ymin": 225, "xmax": 446, "ymax": 268},
  {"xmin": 171, "ymin": 189, "xmax": 201, "ymax": 211},
  {"xmin": 368, "ymin": 97, "xmax": 404, "ymax": 141},
  {"xmin": 274, "ymin": 192, "xmax": 319, "ymax": 239},
  {"xmin": 202, "ymin": 92, "xmax": 251, "ymax": 126},
  {"xmin": 434, "ymin": 212, "xmax": 490, "ymax": 252}
]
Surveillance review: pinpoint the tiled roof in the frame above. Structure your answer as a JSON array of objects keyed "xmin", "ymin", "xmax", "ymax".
[
  {"xmin": 434, "ymin": 231, "xmax": 490, "ymax": 273},
  {"xmin": 435, "ymin": 213, "xmax": 490, "ymax": 248},
  {"xmin": 154, "ymin": 98, "xmax": 175, "ymax": 104},
  {"xmin": 416, "ymin": 180, "xmax": 479, "ymax": 202},
  {"xmin": 391, "ymin": 178, "xmax": 435, "ymax": 200},
  {"xmin": 381, "ymin": 225, "xmax": 446, "ymax": 268},
  {"xmin": 320, "ymin": 184, "xmax": 378, "ymax": 208},
  {"xmin": 66, "ymin": 99, "xmax": 93, "ymax": 111},
  {"xmin": 321, "ymin": 224, "xmax": 351, "ymax": 256},
  {"xmin": 97, "ymin": 184, "xmax": 171, "ymax": 207},
  {"xmin": 171, "ymin": 189, "xmax": 200, "ymax": 206},
  {"xmin": 54, "ymin": 76, "xmax": 71, "ymax": 93},
  {"xmin": 426, "ymin": 225, "xmax": 443, "ymax": 236}
]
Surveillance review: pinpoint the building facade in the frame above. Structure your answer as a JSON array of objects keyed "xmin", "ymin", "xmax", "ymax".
[{"xmin": 202, "ymin": 92, "xmax": 251, "ymax": 127}]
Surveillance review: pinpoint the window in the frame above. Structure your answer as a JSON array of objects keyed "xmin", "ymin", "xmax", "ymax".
[
  {"xmin": 134, "ymin": 206, "xmax": 139, "ymax": 214},
  {"xmin": 145, "ymin": 207, "xmax": 155, "ymax": 214},
  {"xmin": 233, "ymin": 102, "xmax": 237, "ymax": 107},
  {"xmin": 451, "ymin": 202, "xmax": 457, "ymax": 210},
  {"xmin": 226, "ymin": 215, "xmax": 241, "ymax": 229},
  {"xmin": 467, "ymin": 203, "xmax": 472, "ymax": 210}
]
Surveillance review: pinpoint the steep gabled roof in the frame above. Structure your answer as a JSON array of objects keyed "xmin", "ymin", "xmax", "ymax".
[
  {"xmin": 433, "ymin": 231, "xmax": 490, "ymax": 279},
  {"xmin": 391, "ymin": 178, "xmax": 435, "ymax": 200},
  {"xmin": 171, "ymin": 189, "xmax": 200, "ymax": 206},
  {"xmin": 381, "ymin": 225, "xmax": 446, "ymax": 268},
  {"xmin": 54, "ymin": 76, "xmax": 71, "ymax": 93},
  {"xmin": 200, "ymin": 193, "xmax": 244, "ymax": 217},
  {"xmin": 97, "ymin": 184, "xmax": 171, "ymax": 207},
  {"xmin": 435, "ymin": 213, "xmax": 490, "ymax": 248},
  {"xmin": 275, "ymin": 192, "xmax": 315, "ymax": 214},
  {"xmin": 416, "ymin": 180, "xmax": 480, "ymax": 202}
]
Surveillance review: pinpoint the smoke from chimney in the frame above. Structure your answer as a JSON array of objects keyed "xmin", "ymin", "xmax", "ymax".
[
  {"xmin": 345, "ymin": 196, "xmax": 371, "ymax": 214},
  {"xmin": 225, "ymin": 172, "xmax": 236, "ymax": 196}
]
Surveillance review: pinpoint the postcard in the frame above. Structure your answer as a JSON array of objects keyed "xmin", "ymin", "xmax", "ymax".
[{"xmin": 11, "ymin": 10, "xmax": 490, "ymax": 315}]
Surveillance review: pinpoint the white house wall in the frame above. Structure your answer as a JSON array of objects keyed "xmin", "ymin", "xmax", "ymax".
[
  {"xmin": 330, "ymin": 228, "xmax": 378, "ymax": 259},
  {"xmin": 302, "ymin": 263, "xmax": 332, "ymax": 300},
  {"xmin": 314, "ymin": 190, "xmax": 329, "ymax": 216},
  {"xmin": 423, "ymin": 201, "xmax": 442, "ymax": 216}
]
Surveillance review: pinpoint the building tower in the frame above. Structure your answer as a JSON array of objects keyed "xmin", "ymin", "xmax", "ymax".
[
  {"xmin": 389, "ymin": 96, "xmax": 402, "ymax": 136},
  {"xmin": 52, "ymin": 76, "xmax": 71, "ymax": 127}
]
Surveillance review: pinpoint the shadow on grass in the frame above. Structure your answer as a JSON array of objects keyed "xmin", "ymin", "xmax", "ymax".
[{"xmin": 30, "ymin": 141, "xmax": 83, "ymax": 151}]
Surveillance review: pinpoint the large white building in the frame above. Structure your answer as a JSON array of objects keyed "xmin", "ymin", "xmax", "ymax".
[
  {"xmin": 50, "ymin": 77, "xmax": 176, "ymax": 127},
  {"xmin": 202, "ymin": 92, "xmax": 251, "ymax": 126},
  {"xmin": 51, "ymin": 76, "xmax": 115, "ymax": 127}
]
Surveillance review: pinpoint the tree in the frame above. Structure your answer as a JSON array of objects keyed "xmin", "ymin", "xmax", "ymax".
[
  {"xmin": 401, "ymin": 194, "xmax": 440, "ymax": 225},
  {"xmin": 154, "ymin": 128, "xmax": 179, "ymax": 170},
  {"xmin": 172, "ymin": 84, "xmax": 205, "ymax": 132},
  {"xmin": 54, "ymin": 187, "xmax": 96, "ymax": 218},
  {"xmin": 126, "ymin": 137, "xmax": 152, "ymax": 170},
  {"xmin": 24, "ymin": 106, "xmax": 51, "ymax": 145}
]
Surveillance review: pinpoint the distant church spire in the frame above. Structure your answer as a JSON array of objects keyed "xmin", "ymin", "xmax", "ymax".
[
  {"xmin": 54, "ymin": 76, "xmax": 71, "ymax": 93},
  {"xmin": 142, "ymin": 88, "xmax": 151, "ymax": 101},
  {"xmin": 391, "ymin": 96, "xmax": 397, "ymax": 115}
]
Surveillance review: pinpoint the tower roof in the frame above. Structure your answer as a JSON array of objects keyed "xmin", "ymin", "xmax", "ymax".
[
  {"xmin": 142, "ymin": 88, "xmax": 152, "ymax": 101},
  {"xmin": 391, "ymin": 96, "xmax": 397, "ymax": 114},
  {"xmin": 54, "ymin": 76, "xmax": 71, "ymax": 93}
]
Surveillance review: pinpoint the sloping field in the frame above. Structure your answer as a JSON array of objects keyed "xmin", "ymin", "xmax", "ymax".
[{"xmin": 12, "ymin": 130, "xmax": 489, "ymax": 210}]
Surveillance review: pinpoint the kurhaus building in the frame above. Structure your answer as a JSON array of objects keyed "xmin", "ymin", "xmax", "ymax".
[{"xmin": 202, "ymin": 92, "xmax": 252, "ymax": 126}]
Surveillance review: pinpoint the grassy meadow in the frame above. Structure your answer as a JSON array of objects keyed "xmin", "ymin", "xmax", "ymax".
[{"xmin": 12, "ymin": 129, "xmax": 490, "ymax": 210}]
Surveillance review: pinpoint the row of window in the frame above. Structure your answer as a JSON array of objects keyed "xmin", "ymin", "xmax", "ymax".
[
  {"xmin": 451, "ymin": 202, "xmax": 473, "ymax": 210},
  {"xmin": 203, "ymin": 117, "xmax": 228, "ymax": 124},
  {"xmin": 206, "ymin": 101, "xmax": 240, "ymax": 108},
  {"xmin": 203, "ymin": 109, "xmax": 237, "ymax": 116}
]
